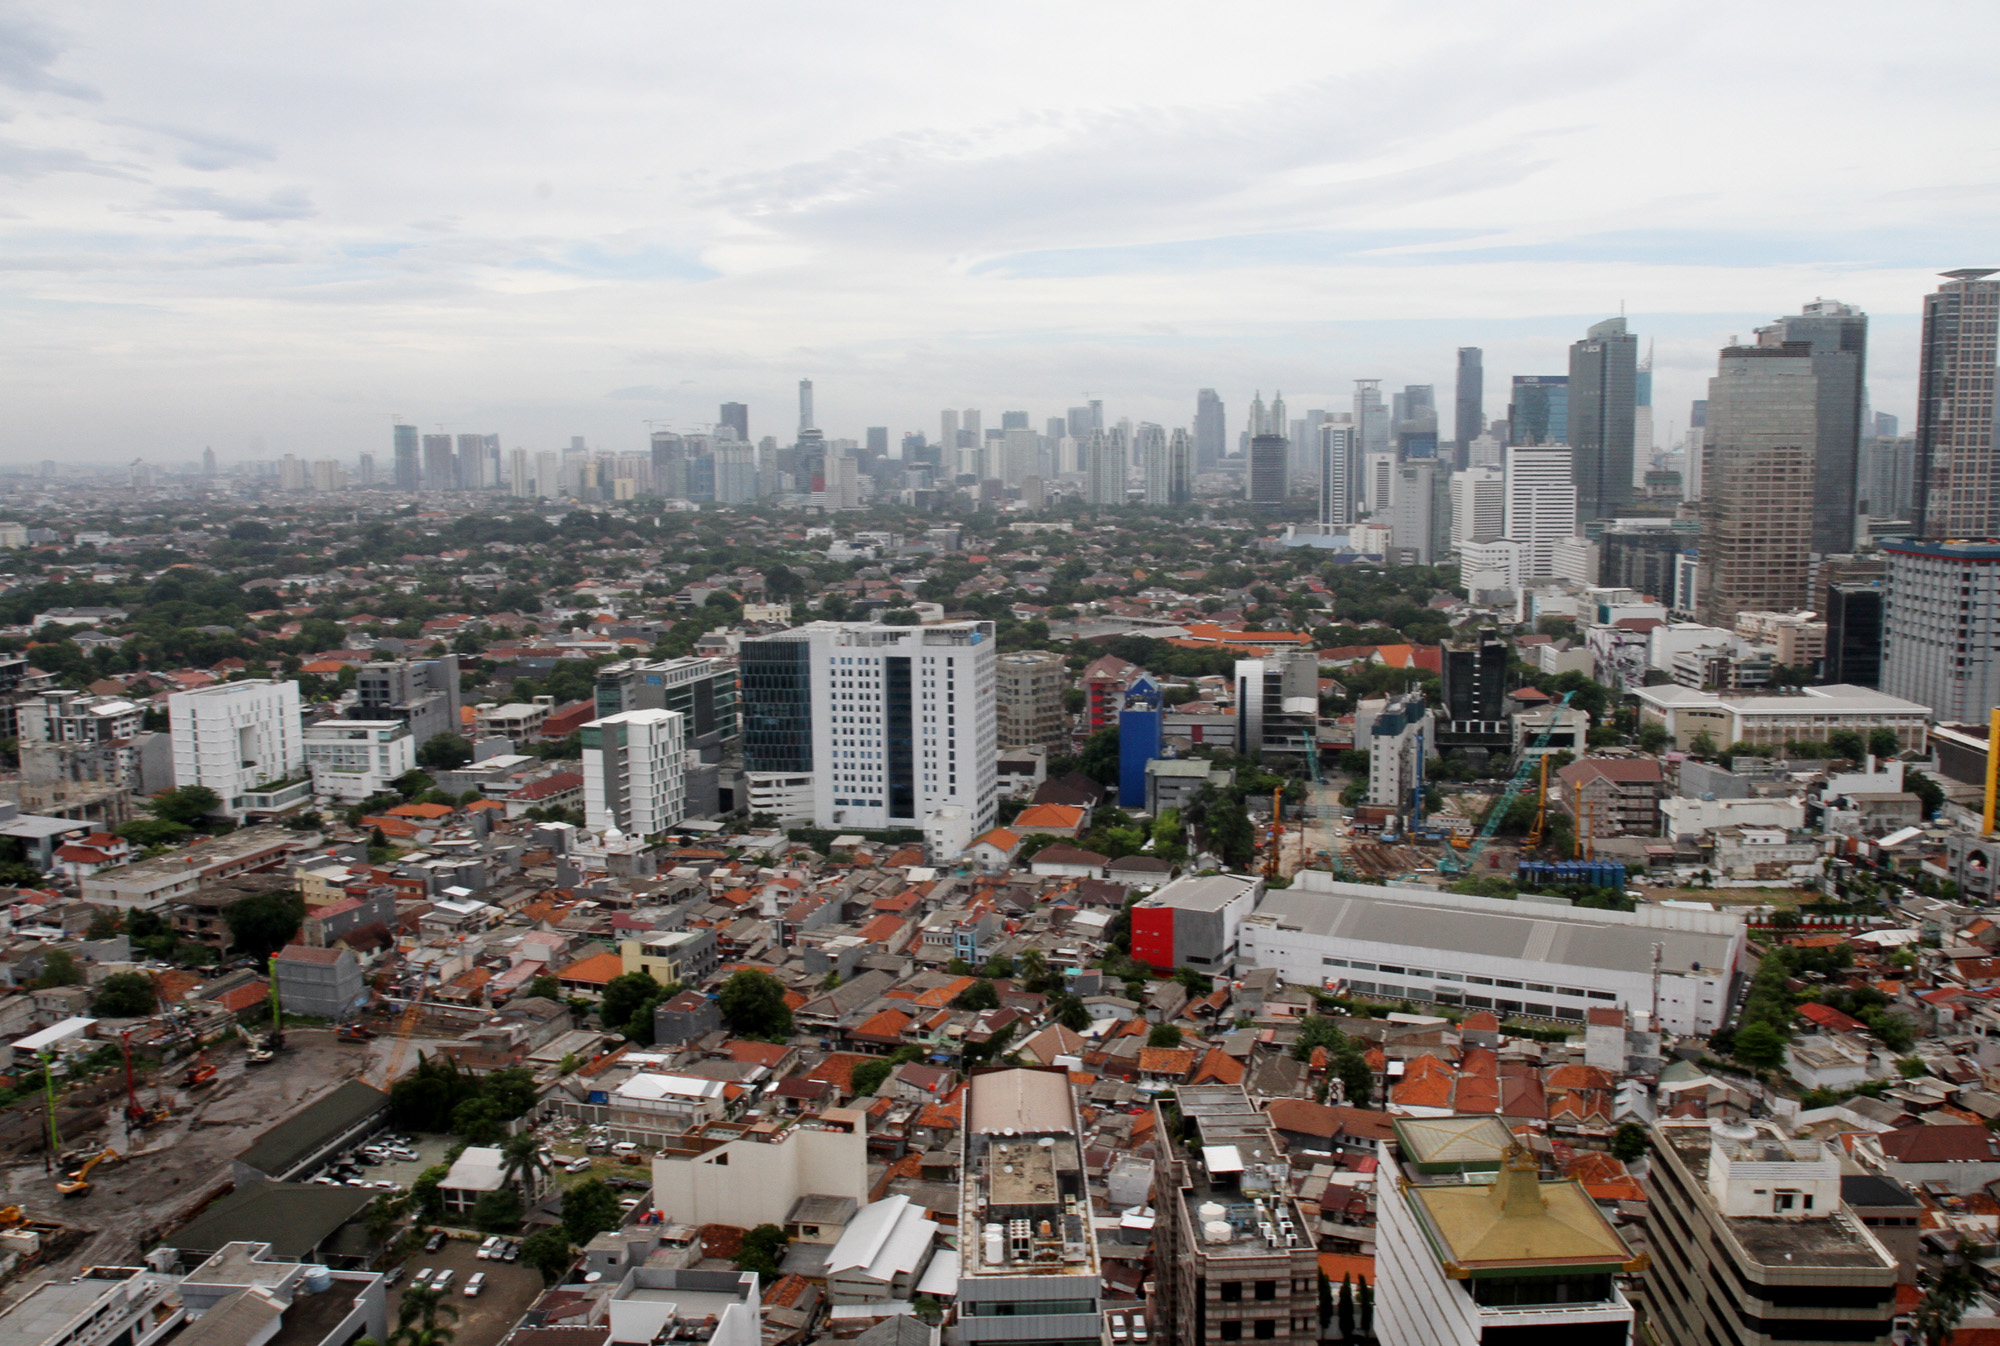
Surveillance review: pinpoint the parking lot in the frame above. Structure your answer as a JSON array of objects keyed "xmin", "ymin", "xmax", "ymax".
[
  {"xmin": 393, "ymin": 1235, "xmax": 546, "ymax": 1346},
  {"xmin": 301, "ymin": 1131, "xmax": 458, "ymax": 1193}
]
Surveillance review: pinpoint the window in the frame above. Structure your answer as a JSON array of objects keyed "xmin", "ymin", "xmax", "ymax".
[
  {"xmin": 1220, "ymin": 1283, "xmax": 1242, "ymax": 1303},
  {"xmin": 1587, "ymin": 991, "xmax": 1617, "ymax": 1001},
  {"xmin": 1219, "ymin": 1326, "xmax": 1242, "ymax": 1342},
  {"xmin": 1253, "ymin": 1323, "xmax": 1275, "ymax": 1340},
  {"xmin": 1254, "ymin": 1281, "xmax": 1276, "ymax": 1301}
]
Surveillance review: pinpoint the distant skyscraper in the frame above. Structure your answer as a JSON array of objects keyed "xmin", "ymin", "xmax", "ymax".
[
  {"xmin": 719, "ymin": 402, "xmax": 749, "ymax": 442},
  {"xmin": 1759, "ymin": 299, "xmax": 1867, "ymax": 554},
  {"xmin": 1453, "ymin": 347, "xmax": 1483, "ymax": 467},
  {"xmin": 798, "ymin": 379, "xmax": 814, "ymax": 433},
  {"xmin": 1505, "ymin": 447, "xmax": 1578, "ymax": 579},
  {"xmin": 1354, "ymin": 379, "xmax": 1389, "ymax": 456},
  {"xmin": 1089, "ymin": 399, "xmax": 1103, "ymax": 432},
  {"xmin": 508, "ymin": 448, "xmax": 530, "ymax": 497},
  {"xmin": 1083, "ymin": 429, "xmax": 1125, "ymax": 506},
  {"xmin": 1698, "ymin": 342, "xmax": 1818, "ymax": 627},
  {"xmin": 1000, "ymin": 411, "xmax": 1029, "ymax": 431},
  {"xmin": 1318, "ymin": 416, "xmax": 1359, "ymax": 527},
  {"xmin": 1393, "ymin": 385, "xmax": 1437, "ymax": 459},
  {"xmin": 961, "ymin": 408, "xmax": 981, "ymax": 446},
  {"xmin": 865, "ymin": 427, "xmax": 888, "ymax": 456},
  {"xmin": 202, "ymin": 445, "xmax": 217, "ymax": 477},
  {"xmin": 1913, "ymin": 269, "xmax": 2000, "ymax": 539},
  {"xmin": 1450, "ymin": 467, "xmax": 1507, "ymax": 549},
  {"xmin": 455, "ymin": 433, "xmax": 484, "ymax": 491},
  {"xmin": 999, "ymin": 427, "xmax": 1039, "ymax": 487},
  {"xmin": 939, "ymin": 408, "xmax": 958, "ymax": 452},
  {"xmin": 421, "ymin": 434, "xmax": 453, "ymax": 491},
  {"xmin": 1390, "ymin": 460, "xmax": 1447, "ymax": 563},
  {"xmin": 1507, "ymin": 376, "xmax": 1569, "ymax": 447},
  {"xmin": 1194, "ymin": 389, "xmax": 1226, "ymax": 471},
  {"xmin": 1043, "ymin": 416, "xmax": 1065, "ymax": 449},
  {"xmin": 1567, "ymin": 316, "xmax": 1639, "ymax": 521},
  {"xmin": 393, "ymin": 424, "xmax": 420, "ymax": 492},
  {"xmin": 357, "ymin": 452, "xmax": 375, "ymax": 486},
  {"xmin": 1248, "ymin": 432, "xmax": 1288, "ymax": 509}
]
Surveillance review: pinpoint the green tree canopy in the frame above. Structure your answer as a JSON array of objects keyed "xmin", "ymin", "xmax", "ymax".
[
  {"xmin": 737, "ymin": 1223, "xmax": 791, "ymax": 1278},
  {"xmin": 91, "ymin": 971, "xmax": 157, "ymax": 1018},
  {"xmin": 1147, "ymin": 1023, "xmax": 1184, "ymax": 1049},
  {"xmin": 717, "ymin": 968, "xmax": 794, "ymax": 1039},
  {"xmin": 521, "ymin": 1228, "xmax": 576, "ymax": 1285},
  {"xmin": 151, "ymin": 785, "xmax": 222, "ymax": 827},
  {"xmin": 34, "ymin": 949, "xmax": 83, "ymax": 989},
  {"xmin": 417, "ymin": 733, "xmax": 475, "ymax": 771},
  {"xmin": 563, "ymin": 1179, "xmax": 622, "ymax": 1244},
  {"xmin": 224, "ymin": 891, "xmax": 305, "ymax": 960},
  {"xmin": 850, "ymin": 1058, "xmax": 894, "ymax": 1096}
]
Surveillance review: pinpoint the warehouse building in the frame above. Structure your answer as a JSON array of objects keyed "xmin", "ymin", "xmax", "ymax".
[{"xmin": 1238, "ymin": 873, "xmax": 1745, "ymax": 1034}]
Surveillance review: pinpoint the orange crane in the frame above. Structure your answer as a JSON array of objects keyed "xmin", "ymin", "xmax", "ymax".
[
  {"xmin": 1263, "ymin": 787, "xmax": 1284, "ymax": 880},
  {"xmin": 380, "ymin": 991, "xmax": 427, "ymax": 1084},
  {"xmin": 1526, "ymin": 757, "xmax": 1551, "ymax": 849},
  {"xmin": 121, "ymin": 1032, "xmax": 168, "ymax": 1131}
]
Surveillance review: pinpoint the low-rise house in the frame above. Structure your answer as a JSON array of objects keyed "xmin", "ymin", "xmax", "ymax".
[
  {"xmin": 273, "ymin": 944, "xmax": 364, "ymax": 1019},
  {"xmin": 1863, "ymin": 1123, "xmax": 2000, "ymax": 1195}
]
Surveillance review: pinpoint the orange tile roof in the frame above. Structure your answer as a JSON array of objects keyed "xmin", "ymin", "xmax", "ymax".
[
  {"xmin": 557, "ymin": 952, "xmax": 625, "ymax": 985},
  {"xmin": 973, "ymin": 828, "xmax": 1020, "ymax": 851},
  {"xmin": 1013, "ymin": 804, "xmax": 1086, "ymax": 832},
  {"xmin": 853, "ymin": 1008, "xmax": 914, "ymax": 1039},
  {"xmin": 387, "ymin": 802, "xmax": 455, "ymax": 819},
  {"xmin": 807, "ymin": 1052, "xmax": 870, "ymax": 1092},
  {"xmin": 1139, "ymin": 1046, "xmax": 1196, "ymax": 1075},
  {"xmin": 1317, "ymin": 1252, "xmax": 1375, "ymax": 1286},
  {"xmin": 1191, "ymin": 1047, "xmax": 1245, "ymax": 1086}
]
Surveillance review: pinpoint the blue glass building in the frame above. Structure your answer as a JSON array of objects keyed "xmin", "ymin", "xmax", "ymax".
[{"xmin": 1117, "ymin": 674, "xmax": 1164, "ymax": 808}]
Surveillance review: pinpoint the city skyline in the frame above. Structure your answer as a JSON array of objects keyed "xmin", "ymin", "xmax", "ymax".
[{"xmin": 0, "ymin": 4, "xmax": 1989, "ymax": 461}]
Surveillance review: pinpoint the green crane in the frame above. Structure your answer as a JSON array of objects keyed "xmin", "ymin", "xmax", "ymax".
[{"xmin": 1436, "ymin": 690, "xmax": 1577, "ymax": 875}]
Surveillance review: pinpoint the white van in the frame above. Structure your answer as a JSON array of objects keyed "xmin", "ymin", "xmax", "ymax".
[
  {"xmin": 477, "ymin": 1236, "xmax": 501, "ymax": 1260},
  {"xmin": 430, "ymin": 1269, "xmax": 454, "ymax": 1292},
  {"xmin": 463, "ymin": 1272, "xmax": 486, "ymax": 1299}
]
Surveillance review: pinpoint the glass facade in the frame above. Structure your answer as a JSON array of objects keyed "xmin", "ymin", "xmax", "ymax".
[
  {"xmin": 741, "ymin": 639, "xmax": 813, "ymax": 773},
  {"xmin": 885, "ymin": 655, "xmax": 914, "ymax": 819}
]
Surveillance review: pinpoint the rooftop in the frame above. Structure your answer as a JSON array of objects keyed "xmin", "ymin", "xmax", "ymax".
[
  {"xmin": 1137, "ymin": 872, "xmax": 1260, "ymax": 914},
  {"xmin": 1166, "ymin": 1085, "xmax": 1314, "ymax": 1259},
  {"xmin": 1663, "ymin": 1126, "xmax": 1893, "ymax": 1271},
  {"xmin": 1404, "ymin": 1145, "xmax": 1636, "ymax": 1274},
  {"xmin": 236, "ymin": 1079, "xmax": 388, "ymax": 1178},
  {"xmin": 960, "ymin": 1068, "xmax": 1097, "ymax": 1280}
]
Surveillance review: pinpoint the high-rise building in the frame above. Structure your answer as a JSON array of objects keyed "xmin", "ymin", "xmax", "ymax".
[
  {"xmin": 1247, "ymin": 432, "xmax": 1289, "ymax": 508},
  {"xmin": 393, "ymin": 424, "xmax": 421, "ymax": 491},
  {"xmin": 994, "ymin": 651, "xmax": 1067, "ymax": 753},
  {"xmin": 357, "ymin": 452, "xmax": 375, "ymax": 486},
  {"xmin": 350, "ymin": 655, "xmax": 461, "ymax": 749},
  {"xmin": 1507, "ymin": 375, "xmax": 1569, "ymax": 447},
  {"xmin": 865, "ymin": 427, "xmax": 889, "ymax": 457},
  {"xmin": 798, "ymin": 378, "xmax": 814, "ymax": 433},
  {"xmin": 1825, "ymin": 582, "xmax": 1885, "ymax": 688},
  {"xmin": 957, "ymin": 1069, "xmax": 1102, "ymax": 1346},
  {"xmin": 1759, "ymin": 299, "xmax": 1867, "ymax": 554},
  {"xmin": 1146, "ymin": 427, "xmax": 1193, "ymax": 506},
  {"xmin": 278, "ymin": 454, "xmax": 308, "ymax": 491},
  {"xmin": 1914, "ymin": 269, "xmax": 2000, "ymax": 538},
  {"xmin": 1440, "ymin": 629, "xmax": 1508, "ymax": 723},
  {"xmin": 1149, "ymin": 1085, "xmax": 1319, "ymax": 1346},
  {"xmin": 1633, "ymin": 345, "xmax": 1654, "ymax": 481},
  {"xmin": 1355, "ymin": 379, "xmax": 1389, "ymax": 456},
  {"xmin": 719, "ymin": 402, "xmax": 749, "ymax": 442},
  {"xmin": 1364, "ymin": 451, "xmax": 1396, "ymax": 518},
  {"xmin": 1567, "ymin": 316, "xmax": 1639, "ymax": 521},
  {"xmin": 1639, "ymin": 1120, "xmax": 1896, "ymax": 1346},
  {"xmin": 1684, "ymin": 397, "xmax": 1709, "ymax": 501},
  {"xmin": 1194, "ymin": 389, "xmax": 1226, "ymax": 472},
  {"xmin": 508, "ymin": 448, "xmax": 531, "ymax": 497},
  {"xmin": 715, "ymin": 441, "xmax": 758, "ymax": 504},
  {"xmin": 1881, "ymin": 539, "xmax": 2000, "ymax": 721},
  {"xmin": 650, "ymin": 431, "xmax": 686, "ymax": 499},
  {"xmin": 1599, "ymin": 522, "xmax": 1688, "ymax": 604},
  {"xmin": 999, "ymin": 427, "xmax": 1039, "ymax": 487},
  {"xmin": 1116, "ymin": 674, "xmax": 1164, "ymax": 808},
  {"xmin": 1318, "ymin": 416, "xmax": 1359, "ymax": 528},
  {"xmin": 1391, "ymin": 460, "xmax": 1448, "ymax": 564},
  {"xmin": 311, "ymin": 459, "xmax": 344, "ymax": 493},
  {"xmin": 454, "ymin": 433, "xmax": 484, "ymax": 490},
  {"xmin": 1504, "ymin": 446, "xmax": 1578, "ymax": 578},
  {"xmin": 594, "ymin": 655, "xmax": 738, "ymax": 762},
  {"xmin": 1454, "ymin": 346, "xmax": 1483, "ymax": 466},
  {"xmin": 422, "ymin": 434, "xmax": 454, "ymax": 491},
  {"xmin": 202, "ymin": 445, "xmax": 217, "ymax": 477},
  {"xmin": 939, "ymin": 408, "xmax": 959, "ymax": 453},
  {"xmin": 1393, "ymin": 385, "xmax": 1437, "ymax": 459},
  {"xmin": 1234, "ymin": 651, "xmax": 1317, "ymax": 763},
  {"xmin": 1377, "ymin": 1117, "xmax": 1639, "ymax": 1346},
  {"xmin": 1084, "ymin": 429, "xmax": 1125, "ymax": 507},
  {"xmin": 1697, "ymin": 342, "xmax": 1817, "ymax": 627},
  {"xmin": 169, "ymin": 679, "xmax": 303, "ymax": 819},
  {"xmin": 1448, "ymin": 467, "xmax": 1506, "ymax": 549},
  {"xmin": 738, "ymin": 620, "xmax": 997, "ymax": 834},
  {"xmin": 304, "ymin": 720, "xmax": 415, "ymax": 803},
  {"xmin": 582, "ymin": 709, "xmax": 688, "ymax": 837},
  {"xmin": 1366, "ymin": 691, "xmax": 1430, "ymax": 812}
]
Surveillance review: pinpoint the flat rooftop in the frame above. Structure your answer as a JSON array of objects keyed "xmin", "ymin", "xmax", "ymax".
[
  {"xmin": 1169, "ymin": 1086, "xmax": 1312, "ymax": 1259},
  {"xmin": 1664, "ymin": 1129, "xmax": 1892, "ymax": 1271},
  {"xmin": 1137, "ymin": 873, "xmax": 1259, "ymax": 914},
  {"xmin": 961, "ymin": 1069, "xmax": 1097, "ymax": 1279},
  {"xmin": 1256, "ymin": 876, "xmax": 1738, "ymax": 977}
]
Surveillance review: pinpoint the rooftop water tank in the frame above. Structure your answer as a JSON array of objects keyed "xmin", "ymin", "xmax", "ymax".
[{"xmin": 1203, "ymin": 1221, "xmax": 1234, "ymax": 1244}]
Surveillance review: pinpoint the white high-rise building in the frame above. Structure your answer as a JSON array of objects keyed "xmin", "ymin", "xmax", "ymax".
[
  {"xmin": 738, "ymin": 620, "xmax": 998, "ymax": 836},
  {"xmin": 169, "ymin": 679, "xmax": 303, "ymax": 818},
  {"xmin": 1363, "ymin": 450, "xmax": 1396, "ymax": 516},
  {"xmin": 583, "ymin": 709, "xmax": 688, "ymax": 837},
  {"xmin": 508, "ymin": 448, "xmax": 531, "ymax": 497},
  {"xmin": 534, "ymin": 450, "xmax": 561, "ymax": 499},
  {"xmin": 1504, "ymin": 446, "xmax": 1579, "ymax": 578},
  {"xmin": 1083, "ymin": 429, "xmax": 1125, "ymax": 506},
  {"xmin": 304, "ymin": 720, "xmax": 414, "ymax": 802},
  {"xmin": 1450, "ymin": 466, "xmax": 1507, "ymax": 549},
  {"xmin": 715, "ymin": 442, "xmax": 759, "ymax": 504},
  {"xmin": 999, "ymin": 427, "xmax": 1039, "ymax": 487},
  {"xmin": 1142, "ymin": 425, "xmax": 1192, "ymax": 505},
  {"xmin": 1319, "ymin": 416, "xmax": 1359, "ymax": 527}
]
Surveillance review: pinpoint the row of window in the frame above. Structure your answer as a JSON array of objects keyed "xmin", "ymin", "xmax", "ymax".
[{"xmin": 1319, "ymin": 956, "xmax": 1614, "ymax": 1002}]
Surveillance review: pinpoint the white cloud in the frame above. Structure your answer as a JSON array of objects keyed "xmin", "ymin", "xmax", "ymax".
[{"xmin": 0, "ymin": 0, "xmax": 1991, "ymax": 461}]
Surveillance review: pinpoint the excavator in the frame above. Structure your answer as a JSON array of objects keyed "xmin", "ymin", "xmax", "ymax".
[
  {"xmin": 56, "ymin": 1148, "xmax": 119, "ymax": 1198},
  {"xmin": 182, "ymin": 1053, "xmax": 217, "ymax": 1089}
]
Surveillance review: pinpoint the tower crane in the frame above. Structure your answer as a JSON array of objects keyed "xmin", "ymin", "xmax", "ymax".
[{"xmin": 1437, "ymin": 690, "xmax": 1577, "ymax": 875}]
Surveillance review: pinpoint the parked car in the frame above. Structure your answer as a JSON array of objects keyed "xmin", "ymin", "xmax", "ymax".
[
  {"xmin": 1132, "ymin": 1314, "xmax": 1148, "ymax": 1343},
  {"xmin": 425, "ymin": 1230, "xmax": 448, "ymax": 1253},
  {"xmin": 477, "ymin": 1236, "xmax": 501, "ymax": 1260},
  {"xmin": 463, "ymin": 1272, "xmax": 486, "ymax": 1299},
  {"xmin": 412, "ymin": 1268, "xmax": 434, "ymax": 1289},
  {"xmin": 565, "ymin": 1156, "xmax": 594, "ymax": 1173},
  {"xmin": 501, "ymin": 1241, "xmax": 521, "ymax": 1263},
  {"xmin": 1109, "ymin": 1314, "xmax": 1128, "ymax": 1342},
  {"xmin": 383, "ymin": 1265, "xmax": 405, "ymax": 1288},
  {"xmin": 431, "ymin": 1269, "xmax": 454, "ymax": 1292}
]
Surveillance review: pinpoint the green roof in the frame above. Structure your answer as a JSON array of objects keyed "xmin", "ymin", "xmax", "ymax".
[
  {"xmin": 171, "ymin": 1181, "xmax": 374, "ymax": 1261},
  {"xmin": 236, "ymin": 1078, "xmax": 388, "ymax": 1178}
]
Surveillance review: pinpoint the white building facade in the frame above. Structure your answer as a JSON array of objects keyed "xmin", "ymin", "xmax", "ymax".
[
  {"xmin": 304, "ymin": 719, "xmax": 415, "ymax": 802},
  {"xmin": 169, "ymin": 679, "xmax": 304, "ymax": 818},
  {"xmin": 1504, "ymin": 446, "xmax": 1579, "ymax": 578},
  {"xmin": 582, "ymin": 708, "xmax": 689, "ymax": 837}
]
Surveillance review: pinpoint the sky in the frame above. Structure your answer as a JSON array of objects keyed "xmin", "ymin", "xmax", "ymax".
[{"xmin": 1, "ymin": 1, "xmax": 1996, "ymax": 466}]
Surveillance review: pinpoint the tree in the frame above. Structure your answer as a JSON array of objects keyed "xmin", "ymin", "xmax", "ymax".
[
  {"xmin": 1732, "ymin": 1021, "xmax": 1787, "ymax": 1070},
  {"xmin": 520, "ymin": 1227, "xmax": 576, "ymax": 1285},
  {"xmin": 151, "ymin": 785, "xmax": 222, "ymax": 826},
  {"xmin": 717, "ymin": 968, "xmax": 794, "ymax": 1039},
  {"xmin": 1826, "ymin": 728, "xmax": 1866, "ymax": 762},
  {"xmin": 1686, "ymin": 730, "xmax": 1717, "ymax": 760},
  {"xmin": 1610, "ymin": 1121, "xmax": 1648, "ymax": 1163},
  {"xmin": 1913, "ymin": 1238, "xmax": 1980, "ymax": 1345},
  {"xmin": 850, "ymin": 1058, "xmax": 894, "ymax": 1097},
  {"xmin": 410, "ymin": 1163, "xmax": 449, "ymax": 1221},
  {"xmin": 393, "ymin": 1285, "xmax": 460, "ymax": 1346},
  {"xmin": 33, "ymin": 949, "xmax": 82, "ymax": 989},
  {"xmin": 91, "ymin": 972, "xmax": 156, "ymax": 1018},
  {"xmin": 1147, "ymin": 1023, "xmax": 1184, "ymax": 1049},
  {"xmin": 223, "ymin": 890, "xmax": 305, "ymax": 960},
  {"xmin": 526, "ymin": 974, "xmax": 562, "ymax": 1002},
  {"xmin": 737, "ymin": 1223, "xmax": 791, "ymax": 1278},
  {"xmin": 1908, "ymin": 769, "xmax": 1945, "ymax": 819},
  {"xmin": 1052, "ymin": 993, "xmax": 1091, "ymax": 1032},
  {"xmin": 1195, "ymin": 790, "xmax": 1256, "ymax": 869},
  {"xmin": 418, "ymin": 733, "xmax": 474, "ymax": 771},
  {"xmin": 451, "ymin": 1097, "xmax": 507, "ymax": 1145},
  {"xmin": 1077, "ymin": 727, "xmax": 1120, "ymax": 787},
  {"xmin": 86, "ymin": 907, "xmax": 122, "ymax": 940},
  {"xmin": 500, "ymin": 1131, "xmax": 551, "ymax": 1201},
  {"xmin": 1636, "ymin": 723, "xmax": 1670, "ymax": 754},
  {"xmin": 954, "ymin": 978, "xmax": 1001, "ymax": 1012},
  {"xmin": 1333, "ymin": 1039, "xmax": 1375, "ymax": 1108},
  {"xmin": 601, "ymin": 971, "xmax": 661, "ymax": 1034},
  {"xmin": 471, "ymin": 1188, "xmax": 523, "ymax": 1233},
  {"xmin": 562, "ymin": 1178, "xmax": 622, "ymax": 1244},
  {"xmin": 115, "ymin": 816, "xmax": 194, "ymax": 849},
  {"xmin": 1862, "ymin": 1008, "xmax": 1915, "ymax": 1052},
  {"xmin": 1867, "ymin": 726, "xmax": 1902, "ymax": 759}
]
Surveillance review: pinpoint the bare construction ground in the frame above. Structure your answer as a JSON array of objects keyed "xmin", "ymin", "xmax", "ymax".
[{"xmin": 0, "ymin": 1025, "xmax": 456, "ymax": 1306}]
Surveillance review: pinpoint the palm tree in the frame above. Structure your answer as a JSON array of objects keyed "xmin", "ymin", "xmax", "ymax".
[
  {"xmin": 498, "ymin": 1131, "xmax": 550, "ymax": 1204},
  {"xmin": 393, "ymin": 1286, "xmax": 460, "ymax": 1346}
]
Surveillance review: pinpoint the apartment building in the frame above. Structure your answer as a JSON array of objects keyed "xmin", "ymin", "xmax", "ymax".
[
  {"xmin": 995, "ymin": 650, "xmax": 1069, "ymax": 753},
  {"xmin": 582, "ymin": 709, "xmax": 689, "ymax": 836},
  {"xmin": 169, "ymin": 679, "xmax": 305, "ymax": 818},
  {"xmin": 303, "ymin": 719, "xmax": 414, "ymax": 802},
  {"xmin": 594, "ymin": 655, "xmax": 740, "ymax": 759},
  {"xmin": 1150, "ymin": 1085, "xmax": 1319, "ymax": 1346}
]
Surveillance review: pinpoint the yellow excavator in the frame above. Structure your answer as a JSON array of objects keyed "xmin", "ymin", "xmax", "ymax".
[{"xmin": 56, "ymin": 1148, "xmax": 119, "ymax": 1198}]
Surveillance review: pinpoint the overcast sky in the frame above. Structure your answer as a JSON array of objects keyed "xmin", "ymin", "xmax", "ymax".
[{"xmin": 2, "ymin": 2, "xmax": 1995, "ymax": 466}]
